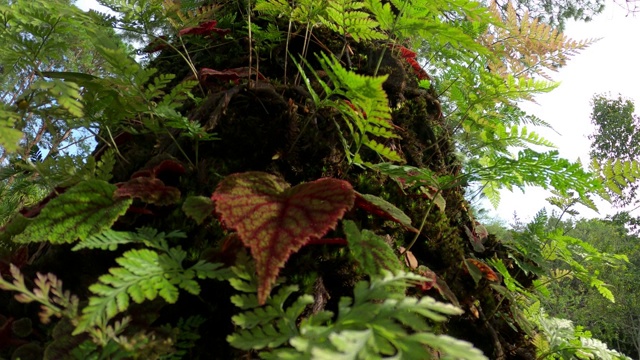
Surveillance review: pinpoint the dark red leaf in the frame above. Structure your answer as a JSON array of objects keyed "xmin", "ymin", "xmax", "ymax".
[
  {"xmin": 212, "ymin": 172, "xmax": 354, "ymax": 304},
  {"xmin": 153, "ymin": 159, "xmax": 186, "ymax": 177},
  {"xmin": 178, "ymin": 20, "xmax": 231, "ymax": 37},
  {"xmin": 406, "ymin": 58, "xmax": 430, "ymax": 80},
  {"xmin": 416, "ymin": 265, "xmax": 436, "ymax": 291},
  {"xmin": 464, "ymin": 221, "xmax": 488, "ymax": 253},
  {"xmin": 199, "ymin": 67, "xmax": 265, "ymax": 84},
  {"xmin": 130, "ymin": 169, "xmax": 153, "ymax": 179},
  {"xmin": 114, "ymin": 177, "xmax": 181, "ymax": 206},
  {"xmin": 142, "ymin": 36, "xmax": 168, "ymax": 53}
]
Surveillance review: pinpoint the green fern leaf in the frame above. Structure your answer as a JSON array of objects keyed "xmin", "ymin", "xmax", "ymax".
[
  {"xmin": 74, "ymin": 248, "xmax": 227, "ymax": 335},
  {"xmin": 14, "ymin": 180, "xmax": 132, "ymax": 244},
  {"xmin": 0, "ymin": 107, "xmax": 23, "ymax": 153},
  {"xmin": 320, "ymin": 0, "xmax": 385, "ymax": 41}
]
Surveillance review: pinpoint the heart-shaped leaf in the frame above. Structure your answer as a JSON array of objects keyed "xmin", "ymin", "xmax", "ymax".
[
  {"xmin": 183, "ymin": 196, "xmax": 215, "ymax": 224},
  {"xmin": 114, "ymin": 177, "xmax": 181, "ymax": 206},
  {"xmin": 212, "ymin": 172, "xmax": 355, "ymax": 304},
  {"xmin": 344, "ymin": 220, "xmax": 402, "ymax": 276}
]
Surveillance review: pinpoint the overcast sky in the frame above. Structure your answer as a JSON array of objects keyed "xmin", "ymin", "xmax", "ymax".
[{"xmin": 75, "ymin": 0, "xmax": 640, "ymax": 223}]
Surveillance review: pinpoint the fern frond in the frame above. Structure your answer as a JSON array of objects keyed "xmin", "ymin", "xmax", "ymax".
[
  {"xmin": 228, "ymin": 261, "xmax": 487, "ymax": 360},
  {"xmin": 320, "ymin": 0, "xmax": 385, "ymax": 41},
  {"xmin": 483, "ymin": 1, "xmax": 597, "ymax": 80},
  {"xmin": 316, "ymin": 53, "xmax": 403, "ymax": 163},
  {"xmin": 74, "ymin": 248, "xmax": 228, "ymax": 335}
]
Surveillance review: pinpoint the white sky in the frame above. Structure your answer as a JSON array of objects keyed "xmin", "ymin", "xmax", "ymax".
[
  {"xmin": 493, "ymin": 1, "xmax": 640, "ymax": 223},
  {"xmin": 74, "ymin": 0, "xmax": 640, "ymax": 223}
]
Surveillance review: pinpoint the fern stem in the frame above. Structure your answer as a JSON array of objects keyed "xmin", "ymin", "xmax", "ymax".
[
  {"xmin": 247, "ymin": 0, "xmax": 254, "ymax": 88},
  {"xmin": 166, "ymin": 130, "xmax": 195, "ymax": 168},
  {"xmin": 401, "ymin": 188, "xmax": 441, "ymax": 254},
  {"xmin": 284, "ymin": 17, "xmax": 293, "ymax": 84}
]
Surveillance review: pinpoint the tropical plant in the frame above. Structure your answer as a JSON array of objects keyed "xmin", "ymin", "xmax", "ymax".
[{"xmin": 0, "ymin": 0, "xmax": 628, "ymax": 358}]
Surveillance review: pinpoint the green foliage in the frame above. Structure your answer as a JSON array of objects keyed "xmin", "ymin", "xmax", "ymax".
[
  {"xmin": 227, "ymin": 255, "xmax": 487, "ymax": 359},
  {"xmin": 540, "ymin": 217, "xmax": 640, "ymax": 358},
  {"xmin": 14, "ymin": 180, "xmax": 133, "ymax": 244},
  {"xmin": 0, "ymin": 0, "xmax": 626, "ymax": 358},
  {"xmin": 498, "ymin": 0, "xmax": 606, "ymax": 31},
  {"xmin": 72, "ymin": 227, "xmax": 186, "ymax": 251},
  {"xmin": 469, "ymin": 149, "xmax": 600, "ymax": 208},
  {"xmin": 504, "ymin": 210, "xmax": 627, "ymax": 303},
  {"xmin": 588, "ymin": 94, "xmax": 640, "ymax": 206},
  {"xmin": 160, "ymin": 316, "xmax": 207, "ymax": 360},
  {"xmin": 343, "ymin": 220, "xmax": 402, "ymax": 276},
  {"xmin": 294, "ymin": 53, "xmax": 402, "ymax": 164},
  {"xmin": 74, "ymin": 247, "xmax": 226, "ymax": 334},
  {"xmin": 319, "ymin": 0, "xmax": 385, "ymax": 42},
  {"xmin": 530, "ymin": 307, "xmax": 631, "ymax": 360},
  {"xmin": 182, "ymin": 195, "xmax": 215, "ymax": 225}
]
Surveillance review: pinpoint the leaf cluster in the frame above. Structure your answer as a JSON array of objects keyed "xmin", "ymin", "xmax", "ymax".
[{"xmin": 227, "ymin": 254, "xmax": 486, "ymax": 360}]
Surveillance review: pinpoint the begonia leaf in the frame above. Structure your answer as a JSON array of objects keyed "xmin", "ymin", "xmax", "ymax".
[
  {"xmin": 343, "ymin": 220, "xmax": 402, "ymax": 276},
  {"xmin": 14, "ymin": 180, "xmax": 132, "ymax": 244},
  {"xmin": 182, "ymin": 195, "xmax": 215, "ymax": 224},
  {"xmin": 212, "ymin": 172, "xmax": 355, "ymax": 304},
  {"xmin": 464, "ymin": 222, "xmax": 487, "ymax": 253},
  {"xmin": 114, "ymin": 177, "xmax": 181, "ymax": 206}
]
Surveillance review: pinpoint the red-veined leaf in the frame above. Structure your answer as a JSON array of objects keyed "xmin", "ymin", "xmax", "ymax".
[
  {"xmin": 114, "ymin": 177, "xmax": 181, "ymax": 206},
  {"xmin": 14, "ymin": 180, "xmax": 132, "ymax": 244},
  {"xmin": 212, "ymin": 172, "xmax": 354, "ymax": 304}
]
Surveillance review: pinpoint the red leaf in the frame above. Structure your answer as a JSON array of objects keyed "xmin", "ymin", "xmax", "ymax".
[
  {"xmin": 416, "ymin": 265, "xmax": 436, "ymax": 291},
  {"xmin": 114, "ymin": 177, "xmax": 181, "ymax": 206},
  {"xmin": 406, "ymin": 58, "xmax": 430, "ymax": 80},
  {"xmin": 464, "ymin": 258, "xmax": 500, "ymax": 282},
  {"xmin": 464, "ymin": 221, "xmax": 488, "ymax": 253},
  {"xmin": 131, "ymin": 159, "xmax": 185, "ymax": 179},
  {"xmin": 142, "ymin": 36, "xmax": 168, "ymax": 53},
  {"xmin": 178, "ymin": 20, "xmax": 231, "ymax": 37},
  {"xmin": 199, "ymin": 67, "xmax": 265, "ymax": 84},
  {"xmin": 397, "ymin": 46, "xmax": 417, "ymax": 59},
  {"xmin": 212, "ymin": 172, "xmax": 355, "ymax": 304}
]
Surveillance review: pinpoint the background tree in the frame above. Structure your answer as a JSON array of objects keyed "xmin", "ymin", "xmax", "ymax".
[
  {"xmin": 540, "ymin": 216, "xmax": 640, "ymax": 358},
  {"xmin": 588, "ymin": 94, "xmax": 640, "ymax": 206},
  {"xmin": 490, "ymin": 0, "xmax": 606, "ymax": 31}
]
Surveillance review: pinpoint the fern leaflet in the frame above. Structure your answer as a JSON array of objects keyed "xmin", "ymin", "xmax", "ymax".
[{"xmin": 74, "ymin": 247, "xmax": 229, "ymax": 335}]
